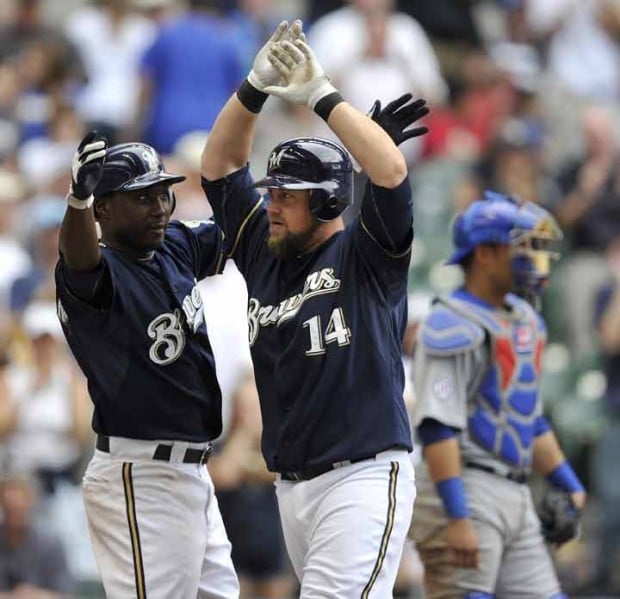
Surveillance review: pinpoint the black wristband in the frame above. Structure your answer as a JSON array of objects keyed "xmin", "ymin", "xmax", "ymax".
[
  {"xmin": 314, "ymin": 91, "xmax": 345, "ymax": 122},
  {"xmin": 236, "ymin": 79, "xmax": 268, "ymax": 114}
]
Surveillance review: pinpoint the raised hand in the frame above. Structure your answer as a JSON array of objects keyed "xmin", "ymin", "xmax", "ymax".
[
  {"xmin": 248, "ymin": 20, "xmax": 304, "ymax": 92},
  {"xmin": 69, "ymin": 131, "xmax": 107, "ymax": 201},
  {"xmin": 263, "ymin": 38, "xmax": 337, "ymax": 109},
  {"xmin": 368, "ymin": 94, "xmax": 429, "ymax": 146}
]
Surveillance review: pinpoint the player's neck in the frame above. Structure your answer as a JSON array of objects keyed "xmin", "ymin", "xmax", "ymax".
[
  {"xmin": 464, "ymin": 279, "xmax": 506, "ymax": 309},
  {"xmin": 304, "ymin": 219, "xmax": 344, "ymax": 253}
]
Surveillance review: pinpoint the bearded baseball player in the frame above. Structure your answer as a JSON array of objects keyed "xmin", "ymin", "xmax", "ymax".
[
  {"xmin": 410, "ymin": 193, "xmax": 587, "ymax": 598},
  {"xmin": 202, "ymin": 20, "xmax": 427, "ymax": 597},
  {"xmin": 55, "ymin": 136, "xmax": 239, "ymax": 597}
]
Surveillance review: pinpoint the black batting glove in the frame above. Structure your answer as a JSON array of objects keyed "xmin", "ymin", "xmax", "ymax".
[
  {"xmin": 369, "ymin": 94, "xmax": 429, "ymax": 146},
  {"xmin": 69, "ymin": 131, "xmax": 108, "ymax": 201}
]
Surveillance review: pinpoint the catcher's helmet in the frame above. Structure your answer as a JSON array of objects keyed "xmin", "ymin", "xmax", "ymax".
[
  {"xmin": 253, "ymin": 137, "xmax": 353, "ymax": 222},
  {"xmin": 446, "ymin": 191, "xmax": 520, "ymax": 265},
  {"xmin": 94, "ymin": 143, "xmax": 186, "ymax": 212}
]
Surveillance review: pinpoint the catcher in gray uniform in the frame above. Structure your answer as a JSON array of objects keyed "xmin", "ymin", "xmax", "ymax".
[{"xmin": 409, "ymin": 192, "xmax": 586, "ymax": 598}]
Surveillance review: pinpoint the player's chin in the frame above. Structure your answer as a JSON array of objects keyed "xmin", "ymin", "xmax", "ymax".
[
  {"xmin": 142, "ymin": 228, "xmax": 166, "ymax": 250},
  {"xmin": 267, "ymin": 235, "xmax": 287, "ymax": 259}
]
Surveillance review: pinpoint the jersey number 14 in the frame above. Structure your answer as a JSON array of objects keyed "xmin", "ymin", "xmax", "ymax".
[{"xmin": 303, "ymin": 308, "xmax": 351, "ymax": 355}]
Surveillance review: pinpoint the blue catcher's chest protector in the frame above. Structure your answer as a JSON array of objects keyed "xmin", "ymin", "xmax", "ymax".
[{"xmin": 442, "ymin": 292, "xmax": 546, "ymax": 468}]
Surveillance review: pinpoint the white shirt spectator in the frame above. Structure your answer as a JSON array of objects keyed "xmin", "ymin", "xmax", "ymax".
[
  {"xmin": 527, "ymin": 0, "xmax": 620, "ymax": 101},
  {"xmin": 65, "ymin": 6, "xmax": 155, "ymax": 128},
  {"xmin": 309, "ymin": 6, "xmax": 447, "ymax": 106}
]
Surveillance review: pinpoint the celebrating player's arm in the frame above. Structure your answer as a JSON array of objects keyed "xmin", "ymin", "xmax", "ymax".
[
  {"xmin": 261, "ymin": 32, "xmax": 429, "ymax": 258},
  {"xmin": 59, "ymin": 132, "xmax": 107, "ymax": 272},
  {"xmin": 202, "ymin": 20, "xmax": 303, "ymax": 181}
]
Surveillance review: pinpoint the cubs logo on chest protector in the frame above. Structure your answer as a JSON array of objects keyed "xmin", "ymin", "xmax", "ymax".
[{"xmin": 444, "ymin": 294, "xmax": 545, "ymax": 467}]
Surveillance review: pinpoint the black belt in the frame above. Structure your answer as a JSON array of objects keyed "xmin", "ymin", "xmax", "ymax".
[
  {"xmin": 279, "ymin": 449, "xmax": 402, "ymax": 482},
  {"xmin": 96, "ymin": 435, "xmax": 212, "ymax": 465},
  {"xmin": 465, "ymin": 461, "xmax": 527, "ymax": 484}
]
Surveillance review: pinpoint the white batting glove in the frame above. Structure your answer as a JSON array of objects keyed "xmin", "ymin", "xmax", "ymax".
[
  {"xmin": 247, "ymin": 20, "xmax": 304, "ymax": 92},
  {"xmin": 263, "ymin": 39, "xmax": 338, "ymax": 109},
  {"xmin": 67, "ymin": 131, "xmax": 107, "ymax": 210}
]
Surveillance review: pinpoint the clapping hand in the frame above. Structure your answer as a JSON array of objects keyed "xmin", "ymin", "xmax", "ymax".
[
  {"xmin": 248, "ymin": 20, "xmax": 305, "ymax": 93},
  {"xmin": 368, "ymin": 94, "xmax": 429, "ymax": 146},
  {"xmin": 263, "ymin": 38, "xmax": 337, "ymax": 109}
]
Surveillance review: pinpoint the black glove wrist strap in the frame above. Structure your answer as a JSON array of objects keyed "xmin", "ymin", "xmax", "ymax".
[
  {"xmin": 314, "ymin": 91, "xmax": 344, "ymax": 122},
  {"xmin": 236, "ymin": 79, "xmax": 268, "ymax": 114}
]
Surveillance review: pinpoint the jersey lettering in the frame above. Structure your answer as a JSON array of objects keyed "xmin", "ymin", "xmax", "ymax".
[
  {"xmin": 57, "ymin": 299, "xmax": 68, "ymax": 325},
  {"xmin": 181, "ymin": 284, "xmax": 205, "ymax": 333},
  {"xmin": 247, "ymin": 268, "xmax": 341, "ymax": 345},
  {"xmin": 147, "ymin": 309, "xmax": 186, "ymax": 365}
]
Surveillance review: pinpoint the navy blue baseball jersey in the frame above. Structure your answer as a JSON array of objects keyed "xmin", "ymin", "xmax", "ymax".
[
  {"xmin": 55, "ymin": 220, "xmax": 225, "ymax": 442},
  {"xmin": 202, "ymin": 166, "xmax": 413, "ymax": 472}
]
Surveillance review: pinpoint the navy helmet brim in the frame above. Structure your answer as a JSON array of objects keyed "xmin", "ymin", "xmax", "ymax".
[
  {"xmin": 252, "ymin": 174, "xmax": 308, "ymax": 189},
  {"xmin": 118, "ymin": 171, "xmax": 186, "ymax": 192}
]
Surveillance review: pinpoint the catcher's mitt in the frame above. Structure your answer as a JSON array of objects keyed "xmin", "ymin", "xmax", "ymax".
[{"xmin": 537, "ymin": 489, "xmax": 581, "ymax": 544}]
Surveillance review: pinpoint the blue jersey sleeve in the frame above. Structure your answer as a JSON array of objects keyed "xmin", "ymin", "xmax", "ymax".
[
  {"xmin": 353, "ymin": 176, "xmax": 413, "ymax": 299},
  {"xmin": 165, "ymin": 219, "xmax": 226, "ymax": 280},
  {"xmin": 201, "ymin": 165, "xmax": 267, "ymax": 276}
]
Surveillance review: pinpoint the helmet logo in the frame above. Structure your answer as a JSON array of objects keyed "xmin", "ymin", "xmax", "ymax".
[
  {"xmin": 268, "ymin": 148, "xmax": 287, "ymax": 172},
  {"xmin": 141, "ymin": 148, "xmax": 160, "ymax": 173}
]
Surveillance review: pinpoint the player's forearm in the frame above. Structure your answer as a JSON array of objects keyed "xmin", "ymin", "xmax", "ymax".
[
  {"xmin": 424, "ymin": 437, "xmax": 470, "ymax": 520},
  {"xmin": 532, "ymin": 430, "xmax": 567, "ymax": 475},
  {"xmin": 533, "ymin": 431, "xmax": 585, "ymax": 502},
  {"xmin": 201, "ymin": 94, "xmax": 258, "ymax": 180},
  {"xmin": 424, "ymin": 437, "xmax": 463, "ymax": 482},
  {"xmin": 59, "ymin": 208, "xmax": 101, "ymax": 271},
  {"xmin": 326, "ymin": 102, "xmax": 407, "ymax": 189}
]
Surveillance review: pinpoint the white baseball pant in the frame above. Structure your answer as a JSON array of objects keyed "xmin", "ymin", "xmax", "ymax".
[
  {"xmin": 275, "ymin": 449, "xmax": 416, "ymax": 598},
  {"xmin": 82, "ymin": 437, "xmax": 239, "ymax": 599}
]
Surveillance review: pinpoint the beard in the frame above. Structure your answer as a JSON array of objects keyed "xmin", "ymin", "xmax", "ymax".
[{"xmin": 267, "ymin": 221, "xmax": 320, "ymax": 259}]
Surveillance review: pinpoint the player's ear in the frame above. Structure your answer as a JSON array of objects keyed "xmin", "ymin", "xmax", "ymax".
[{"xmin": 93, "ymin": 197, "xmax": 109, "ymax": 222}]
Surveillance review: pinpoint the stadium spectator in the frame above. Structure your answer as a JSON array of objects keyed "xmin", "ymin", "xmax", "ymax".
[{"xmin": 0, "ymin": 470, "xmax": 73, "ymax": 596}]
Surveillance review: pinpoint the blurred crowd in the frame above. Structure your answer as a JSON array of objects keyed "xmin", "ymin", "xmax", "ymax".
[{"xmin": 0, "ymin": 0, "xmax": 619, "ymax": 597}]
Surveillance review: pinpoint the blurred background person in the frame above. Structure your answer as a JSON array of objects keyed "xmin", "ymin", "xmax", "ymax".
[
  {"xmin": 9, "ymin": 197, "xmax": 65, "ymax": 315},
  {"xmin": 0, "ymin": 470, "xmax": 72, "ymax": 598},
  {"xmin": 550, "ymin": 104, "xmax": 620, "ymax": 363},
  {"xmin": 578, "ymin": 238, "xmax": 620, "ymax": 595},
  {"xmin": 0, "ymin": 170, "xmax": 30, "ymax": 310},
  {"xmin": 209, "ymin": 372, "xmax": 294, "ymax": 599},
  {"xmin": 0, "ymin": 301, "xmax": 95, "ymax": 586},
  {"xmin": 64, "ymin": 0, "xmax": 156, "ymax": 144},
  {"xmin": 137, "ymin": 0, "xmax": 244, "ymax": 154}
]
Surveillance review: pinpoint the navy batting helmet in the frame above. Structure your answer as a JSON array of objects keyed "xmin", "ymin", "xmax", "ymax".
[
  {"xmin": 253, "ymin": 137, "xmax": 353, "ymax": 222},
  {"xmin": 94, "ymin": 143, "xmax": 186, "ymax": 212}
]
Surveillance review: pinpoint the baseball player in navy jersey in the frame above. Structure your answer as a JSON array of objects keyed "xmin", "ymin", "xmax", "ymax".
[
  {"xmin": 201, "ymin": 20, "xmax": 428, "ymax": 598},
  {"xmin": 55, "ymin": 135, "xmax": 239, "ymax": 598},
  {"xmin": 409, "ymin": 193, "xmax": 587, "ymax": 598}
]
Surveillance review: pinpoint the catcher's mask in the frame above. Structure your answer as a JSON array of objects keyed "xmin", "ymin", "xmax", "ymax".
[
  {"xmin": 510, "ymin": 202, "xmax": 563, "ymax": 305},
  {"xmin": 94, "ymin": 143, "xmax": 185, "ymax": 214},
  {"xmin": 253, "ymin": 137, "xmax": 354, "ymax": 222}
]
